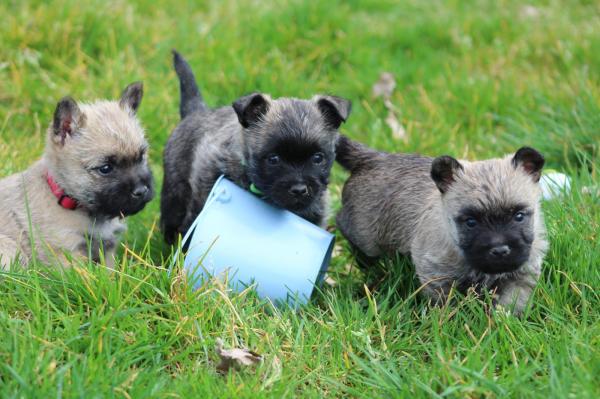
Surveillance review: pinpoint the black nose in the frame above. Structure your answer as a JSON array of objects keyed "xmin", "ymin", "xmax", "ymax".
[
  {"xmin": 132, "ymin": 185, "xmax": 149, "ymax": 198},
  {"xmin": 489, "ymin": 245, "xmax": 511, "ymax": 258},
  {"xmin": 289, "ymin": 184, "xmax": 309, "ymax": 197}
]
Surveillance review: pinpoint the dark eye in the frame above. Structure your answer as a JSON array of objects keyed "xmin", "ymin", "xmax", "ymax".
[
  {"xmin": 97, "ymin": 164, "xmax": 113, "ymax": 175},
  {"xmin": 312, "ymin": 152, "xmax": 325, "ymax": 165},
  {"xmin": 465, "ymin": 218, "xmax": 477, "ymax": 228},
  {"xmin": 514, "ymin": 211, "xmax": 525, "ymax": 222},
  {"xmin": 267, "ymin": 154, "xmax": 280, "ymax": 166}
]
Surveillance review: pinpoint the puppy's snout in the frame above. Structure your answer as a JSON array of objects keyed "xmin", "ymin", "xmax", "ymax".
[
  {"xmin": 289, "ymin": 183, "xmax": 309, "ymax": 197},
  {"xmin": 489, "ymin": 245, "xmax": 511, "ymax": 258},
  {"xmin": 131, "ymin": 185, "xmax": 149, "ymax": 199}
]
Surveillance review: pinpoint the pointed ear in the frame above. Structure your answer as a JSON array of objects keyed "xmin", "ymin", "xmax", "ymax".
[
  {"xmin": 512, "ymin": 147, "xmax": 544, "ymax": 182},
  {"xmin": 430, "ymin": 155, "xmax": 464, "ymax": 194},
  {"xmin": 232, "ymin": 93, "xmax": 270, "ymax": 128},
  {"xmin": 119, "ymin": 81, "xmax": 144, "ymax": 113},
  {"xmin": 316, "ymin": 95, "xmax": 352, "ymax": 129},
  {"xmin": 52, "ymin": 97, "xmax": 85, "ymax": 145}
]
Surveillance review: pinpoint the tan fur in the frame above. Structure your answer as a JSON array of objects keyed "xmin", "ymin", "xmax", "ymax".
[
  {"xmin": 411, "ymin": 155, "xmax": 548, "ymax": 312},
  {"xmin": 45, "ymin": 101, "xmax": 147, "ymax": 205},
  {"xmin": 0, "ymin": 161, "xmax": 125, "ymax": 268},
  {"xmin": 336, "ymin": 136, "xmax": 548, "ymax": 314},
  {"xmin": 0, "ymin": 88, "xmax": 149, "ymax": 270}
]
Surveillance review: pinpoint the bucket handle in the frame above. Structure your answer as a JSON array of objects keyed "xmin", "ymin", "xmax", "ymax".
[{"xmin": 169, "ymin": 180, "xmax": 229, "ymax": 273}]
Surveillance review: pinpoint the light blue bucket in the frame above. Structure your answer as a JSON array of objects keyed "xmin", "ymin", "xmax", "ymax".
[{"xmin": 178, "ymin": 176, "xmax": 335, "ymax": 305}]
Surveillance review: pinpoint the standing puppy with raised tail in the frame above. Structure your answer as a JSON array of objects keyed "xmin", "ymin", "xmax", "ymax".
[
  {"xmin": 335, "ymin": 136, "xmax": 548, "ymax": 314},
  {"xmin": 160, "ymin": 51, "xmax": 352, "ymax": 244},
  {"xmin": 0, "ymin": 83, "xmax": 154, "ymax": 269}
]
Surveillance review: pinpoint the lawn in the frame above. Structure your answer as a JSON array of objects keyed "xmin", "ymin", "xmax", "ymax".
[{"xmin": 1, "ymin": 0, "xmax": 599, "ymax": 397}]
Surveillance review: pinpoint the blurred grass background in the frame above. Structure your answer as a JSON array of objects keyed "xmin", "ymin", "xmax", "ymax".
[{"xmin": 0, "ymin": 0, "xmax": 598, "ymax": 397}]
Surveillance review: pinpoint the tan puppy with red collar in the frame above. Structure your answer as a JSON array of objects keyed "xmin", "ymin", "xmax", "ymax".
[{"xmin": 0, "ymin": 83, "xmax": 154, "ymax": 269}]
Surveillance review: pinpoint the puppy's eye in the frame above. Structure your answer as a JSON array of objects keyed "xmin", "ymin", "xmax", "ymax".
[
  {"xmin": 267, "ymin": 154, "xmax": 280, "ymax": 166},
  {"xmin": 465, "ymin": 218, "xmax": 477, "ymax": 228},
  {"xmin": 514, "ymin": 211, "xmax": 525, "ymax": 222},
  {"xmin": 97, "ymin": 164, "xmax": 114, "ymax": 175},
  {"xmin": 312, "ymin": 152, "xmax": 325, "ymax": 165}
]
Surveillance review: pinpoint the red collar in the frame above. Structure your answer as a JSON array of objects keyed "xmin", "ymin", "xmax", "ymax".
[{"xmin": 46, "ymin": 172, "xmax": 78, "ymax": 210}]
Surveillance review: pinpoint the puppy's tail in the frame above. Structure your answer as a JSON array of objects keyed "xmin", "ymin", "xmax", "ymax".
[
  {"xmin": 335, "ymin": 135, "xmax": 379, "ymax": 172},
  {"xmin": 173, "ymin": 50, "xmax": 206, "ymax": 119}
]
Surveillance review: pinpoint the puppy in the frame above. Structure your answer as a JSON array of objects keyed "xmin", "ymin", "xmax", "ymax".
[
  {"xmin": 160, "ymin": 51, "xmax": 351, "ymax": 244},
  {"xmin": 0, "ymin": 83, "xmax": 154, "ymax": 269},
  {"xmin": 335, "ymin": 136, "xmax": 548, "ymax": 314}
]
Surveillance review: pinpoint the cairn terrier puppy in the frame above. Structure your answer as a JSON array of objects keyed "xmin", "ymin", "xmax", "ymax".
[
  {"xmin": 0, "ymin": 83, "xmax": 154, "ymax": 269},
  {"xmin": 336, "ymin": 136, "xmax": 548, "ymax": 314},
  {"xmin": 160, "ymin": 51, "xmax": 352, "ymax": 244}
]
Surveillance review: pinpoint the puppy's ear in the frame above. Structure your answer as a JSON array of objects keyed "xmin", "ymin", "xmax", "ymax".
[
  {"xmin": 431, "ymin": 155, "xmax": 463, "ymax": 194},
  {"xmin": 512, "ymin": 147, "xmax": 544, "ymax": 182},
  {"xmin": 119, "ymin": 82, "xmax": 144, "ymax": 113},
  {"xmin": 52, "ymin": 97, "xmax": 85, "ymax": 145},
  {"xmin": 316, "ymin": 95, "xmax": 352, "ymax": 129},
  {"xmin": 232, "ymin": 93, "xmax": 270, "ymax": 128}
]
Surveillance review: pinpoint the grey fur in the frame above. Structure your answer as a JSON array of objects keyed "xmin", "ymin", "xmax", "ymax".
[
  {"xmin": 336, "ymin": 136, "xmax": 548, "ymax": 314},
  {"xmin": 119, "ymin": 81, "xmax": 144, "ymax": 114},
  {"xmin": 172, "ymin": 50, "xmax": 206, "ymax": 119},
  {"xmin": 160, "ymin": 51, "xmax": 351, "ymax": 244}
]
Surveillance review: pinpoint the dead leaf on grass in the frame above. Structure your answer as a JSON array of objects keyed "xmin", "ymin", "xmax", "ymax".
[
  {"xmin": 215, "ymin": 338, "xmax": 263, "ymax": 373},
  {"xmin": 372, "ymin": 72, "xmax": 396, "ymax": 100},
  {"xmin": 520, "ymin": 5, "xmax": 540, "ymax": 18},
  {"xmin": 372, "ymin": 72, "xmax": 407, "ymax": 142}
]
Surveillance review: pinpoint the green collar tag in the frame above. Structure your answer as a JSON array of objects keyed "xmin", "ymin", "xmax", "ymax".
[
  {"xmin": 243, "ymin": 158, "xmax": 262, "ymax": 195},
  {"xmin": 249, "ymin": 183, "xmax": 263, "ymax": 196}
]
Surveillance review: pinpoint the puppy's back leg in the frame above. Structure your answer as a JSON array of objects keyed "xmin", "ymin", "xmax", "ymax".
[
  {"xmin": 0, "ymin": 234, "xmax": 21, "ymax": 270},
  {"xmin": 336, "ymin": 208, "xmax": 382, "ymax": 258},
  {"xmin": 160, "ymin": 174, "xmax": 193, "ymax": 245}
]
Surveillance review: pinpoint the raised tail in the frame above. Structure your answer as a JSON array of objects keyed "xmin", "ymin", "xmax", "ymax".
[
  {"xmin": 335, "ymin": 135, "xmax": 380, "ymax": 172},
  {"xmin": 172, "ymin": 50, "xmax": 206, "ymax": 119}
]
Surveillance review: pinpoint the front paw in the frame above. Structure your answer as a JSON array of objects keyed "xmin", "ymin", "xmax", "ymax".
[{"xmin": 493, "ymin": 282, "xmax": 534, "ymax": 316}]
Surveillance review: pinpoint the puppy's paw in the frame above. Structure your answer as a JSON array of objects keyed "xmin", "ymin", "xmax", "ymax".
[{"xmin": 494, "ymin": 302, "xmax": 513, "ymax": 317}]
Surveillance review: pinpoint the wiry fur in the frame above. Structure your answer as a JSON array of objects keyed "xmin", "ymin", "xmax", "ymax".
[
  {"xmin": 160, "ymin": 51, "xmax": 351, "ymax": 244},
  {"xmin": 0, "ymin": 83, "xmax": 154, "ymax": 269},
  {"xmin": 336, "ymin": 136, "xmax": 548, "ymax": 314}
]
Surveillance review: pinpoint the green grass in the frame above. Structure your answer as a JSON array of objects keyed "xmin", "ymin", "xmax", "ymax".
[{"xmin": 1, "ymin": 0, "xmax": 599, "ymax": 397}]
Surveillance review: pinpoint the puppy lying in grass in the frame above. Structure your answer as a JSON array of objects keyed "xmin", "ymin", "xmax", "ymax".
[
  {"xmin": 335, "ymin": 135, "xmax": 548, "ymax": 314},
  {"xmin": 0, "ymin": 83, "xmax": 154, "ymax": 269}
]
